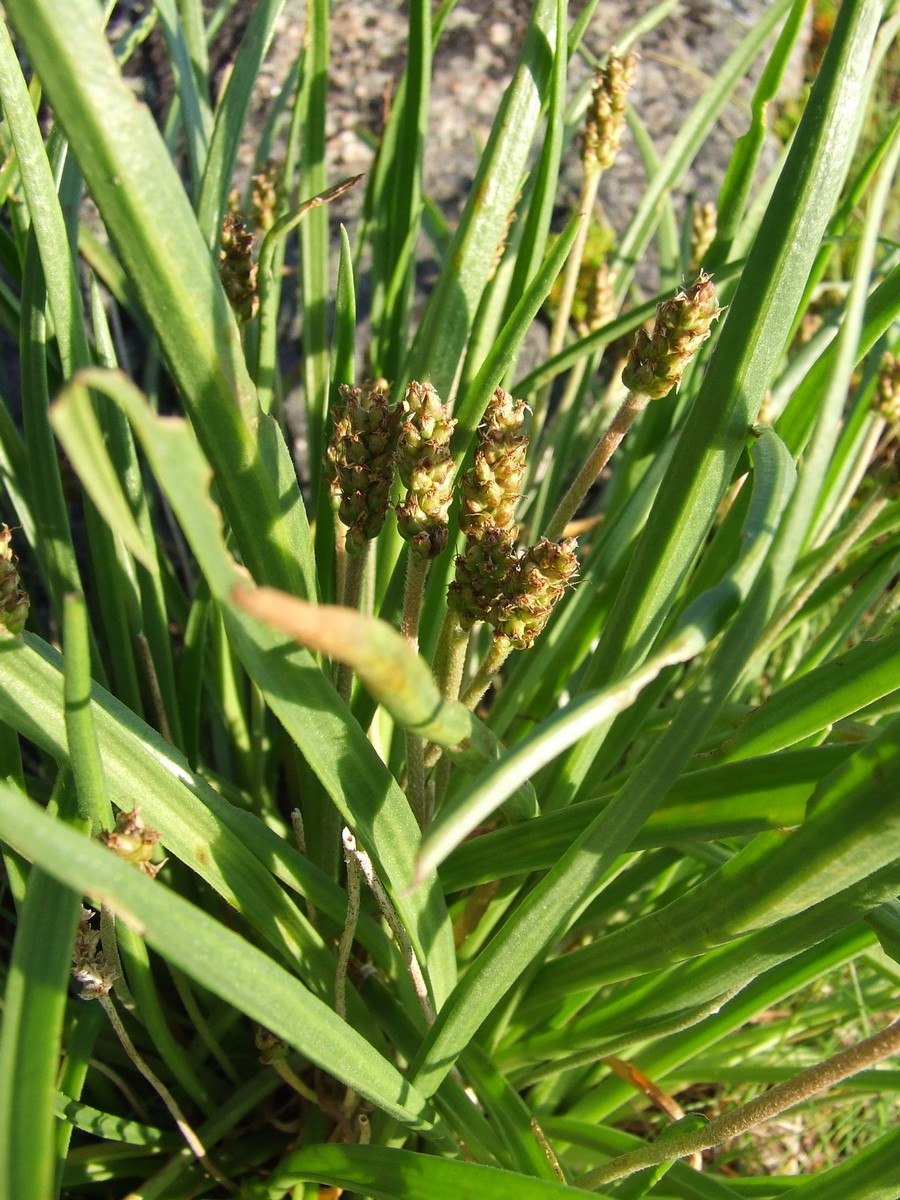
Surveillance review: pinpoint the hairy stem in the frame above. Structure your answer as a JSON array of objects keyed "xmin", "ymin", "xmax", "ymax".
[
  {"xmin": 101, "ymin": 995, "xmax": 235, "ymax": 1193},
  {"xmin": 544, "ymin": 390, "xmax": 649, "ymax": 542},
  {"xmin": 336, "ymin": 547, "xmax": 368, "ymax": 700},
  {"xmin": 459, "ymin": 637, "xmax": 512, "ymax": 710},
  {"xmin": 577, "ymin": 1018, "xmax": 900, "ymax": 1189},
  {"xmin": 531, "ymin": 167, "xmax": 602, "ymax": 439}
]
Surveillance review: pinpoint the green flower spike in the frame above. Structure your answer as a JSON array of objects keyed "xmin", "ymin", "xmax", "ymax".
[
  {"xmin": 396, "ymin": 380, "xmax": 457, "ymax": 560},
  {"xmin": 325, "ymin": 381, "xmax": 400, "ymax": 555},
  {"xmin": 0, "ymin": 524, "xmax": 29, "ymax": 636},
  {"xmin": 621, "ymin": 271, "xmax": 723, "ymax": 400},
  {"xmin": 582, "ymin": 51, "xmax": 638, "ymax": 175},
  {"xmin": 251, "ymin": 159, "xmax": 283, "ymax": 233},
  {"xmin": 690, "ymin": 201, "xmax": 718, "ymax": 273}
]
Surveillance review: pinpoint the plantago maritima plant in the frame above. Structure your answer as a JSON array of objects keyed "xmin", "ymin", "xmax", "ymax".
[{"xmin": 2, "ymin": 2, "xmax": 900, "ymax": 1198}]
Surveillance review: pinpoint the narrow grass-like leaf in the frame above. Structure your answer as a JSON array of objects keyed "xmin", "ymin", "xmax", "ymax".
[
  {"xmin": 707, "ymin": 0, "xmax": 809, "ymax": 270},
  {"xmin": 0, "ymin": 866, "xmax": 83, "ymax": 1200},
  {"xmin": 440, "ymin": 746, "xmax": 847, "ymax": 891},
  {"xmin": 49, "ymin": 388, "xmax": 154, "ymax": 573},
  {"xmin": 153, "ymin": 0, "xmax": 212, "ymax": 198},
  {"xmin": 196, "ymin": 0, "xmax": 284, "ymax": 245},
  {"xmin": 363, "ymin": 0, "xmax": 430, "ymax": 377},
  {"xmin": 555, "ymin": 0, "xmax": 884, "ymax": 802},
  {"xmin": 613, "ymin": 0, "xmax": 793, "ymax": 292},
  {"xmin": 0, "ymin": 788, "xmax": 436, "ymax": 1131},
  {"xmin": 719, "ymin": 624, "xmax": 900, "ymax": 760},
  {"xmin": 54, "ymin": 1096, "xmax": 177, "ymax": 1150},
  {"xmin": 62, "ymin": 592, "xmax": 113, "ymax": 832},
  {"xmin": 499, "ymin": 0, "xmax": 566, "ymax": 371},
  {"xmin": 411, "ymin": 427, "xmax": 794, "ymax": 1093},
  {"xmin": 451, "ymin": 213, "xmax": 582, "ymax": 466},
  {"xmin": 0, "ymin": 21, "xmax": 90, "ymax": 373},
  {"xmin": 232, "ymin": 586, "xmax": 537, "ymax": 816},
  {"xmin": 243, "ymin": 1143, "xmax": 590, "ymax": 1200},
  {"xmin": 4, "ymin": 0, "xmax": 310, "ymax": 597},
  {"xmin": 540, "ymin": 926, "xmax": 873, "ymax": 1119},
  {"xmin": 0, "ymin": 634, "xmax": 330, "ymax": 979},
  {"xmin": 418, "ymin": 427, "xmax": 794, "ymax": 876},
  {"xmin": 533, "ymin": 714, "xmax": 900, "ymax": 992},
  {"xmin": 406, "ymin": 0, "xmax": 558, "ymax": 397},
  {"xmin": 295, "ymin": 0, "xmax": 330, "ymax": 496}
]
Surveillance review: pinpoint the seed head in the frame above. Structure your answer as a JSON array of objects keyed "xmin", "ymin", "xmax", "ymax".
[
  {"xmin": 458, "ymin": 388, "xmax": 529, "ymax": 540},
  {"xmin": 72, "ymin": 908, "xmax": 118, "ymax": 999},
  {"xmin": 99, "ymin": 808, "xmax": 165, "ymax": 879},
  {"xmin": 690, "ymin": 201, "xmax": 718, "ymax": 274},
  {"xmin": 325, "ymin": 382, "xmax": 400, "ymax": 554},
  {"xmin": 447, "ymin": 527, "xmax": 518, "ymax": 630},
  {"xmin": 396, "ymin": 381, "xmax": 457, "ymax": 559},
  {"xmin": 251, "ymin": 159, "xmax": 283, "ymax": 232},
  {"xmin": 492, "ymin": 537, "xmax": 578, "ymax": 650},
  {"xmin": 621, "ymin": 272, "xmax": 722, "ymax": 400},
  {"xmin": 219, "ymin": 212, "xmax": 258, "ymax": 323},
  {"xmin": 582, "ymin": 51, "xmax": 638, "ymax": 174},
  {"xmin": 577, "ymin": 261, "xmax": 617, "ymax": 337}
]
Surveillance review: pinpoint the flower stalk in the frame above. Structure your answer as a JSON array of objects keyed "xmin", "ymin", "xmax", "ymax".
[
  {"xmin": 544, "ymin": 272, "xmax": 722, "ymax": 541},
  {"xmin": 532, "ymin": 51, "xmax": 637, "ymax": 438}
]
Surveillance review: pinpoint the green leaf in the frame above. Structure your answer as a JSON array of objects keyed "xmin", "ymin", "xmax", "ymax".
[
  {"xmin": 3, "ymin": 0, "xmax": 311, "ymax": 597},
  {"xmin": 243, "ymin": 1143, "xmax": 596, "ymax": 1200},
  {"xmin": 196, "ymin": 0, "xmax": 284, "ymax": 245},
  {"xmin": 717, "ymin": 624, "xmax": 900, "ymax": 761},
  {"xmin": 0, "ymin": 788, "xmax": 436, "ymax": 1131},
  {"xmin": 49, "ymin": 386, "xmax": 155, "ymax": 574},
  {"xmin": 406, "ymin": 0, "xmax": 558, "ymax": 397},
  {"xmin": 0, "ymin": 866, "xmax": 83, "ymax": 1200},
  {"xmin": 53, "ymin": 369, "xmax": 456, "ymax": 1004},
  {"xmin": 554, "ymin": 0, "xmax": 884, "ymax": 804}
]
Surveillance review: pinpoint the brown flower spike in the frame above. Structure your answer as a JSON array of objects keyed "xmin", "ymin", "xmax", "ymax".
[
  {"xmin": 219, "ymin": 212, "xmax": 258, "ymax": 323},
  {"xmin": 449, "ymin": 388, "xmax": 529, "ymax": 627},
  {"xmin": 325, "ymin": 382, "xmax": 400, "ymax": 555},
  {"xmin": 395, "ymin": 381, "xmax": 457, "ymax": 559}
]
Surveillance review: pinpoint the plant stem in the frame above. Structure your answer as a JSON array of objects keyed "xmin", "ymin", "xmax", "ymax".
[
  {"xmin": 543, "ymin": 389, "xmax": 650, "ymax": 542},
  {"xmin": 402, "ymin": 554, "xmax": 431, "ymax": 823},
  {"xmin": 577, "ymin": 1018, "xmax": 900, "ymax": 1189},
  {"xmin": 100, "ymin": 995, "xmax": 236, "ymax": 1193},
  {"xmin": 345, "ymin": 832, "xmax": 435, "ymax": 1025},
  {"xmin": 401, "ymin": 553, "xmax": 430, "ymax": 651},
  {"xmin": 531, "ymin": 168, "xmax": 602, "ymax": 440},
  {"xmin": 406, "ymin": 733, "xmax": 427, "ymax": 829},
  {"xmin": 432, "ymin": 609, "xmax": 470, "ymax": 701},
  {"xmin": 459, "ymin": 637, "xmax": 512, "ymax": 710},
  {"xmin": 334, "ymin": 516, "xmax": 348, "ymax": 607},
  {"xmin": 334, "ymin": 827, "xmax": 361, "ymax": 1022},
  {"xmin": 136, "ymin": 630, "xmax": 173, "ymax": 743},
  {"xmin": 336, "ymin": 546, "xmax": 368, "ymax": 700}
]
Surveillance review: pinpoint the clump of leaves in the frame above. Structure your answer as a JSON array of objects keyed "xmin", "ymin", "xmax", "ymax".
[{"xmin": 1, "ymin": 2, "xmax": 900, "ymax": 1199}]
